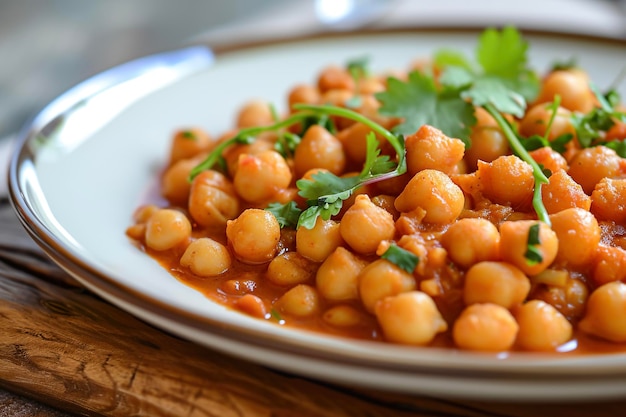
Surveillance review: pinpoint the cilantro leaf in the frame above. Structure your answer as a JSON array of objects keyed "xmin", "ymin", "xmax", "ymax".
[
  {"xmin": 477, "ymin": 26, "xmax": 529, "ymax": 79},
  {"xmin": 347, "ymin": 56, "xmax": 370, "ymax": 82},
  {"xmin": 296, "ymin": 172, "xmax": 358, "ymax": 229},
  {"xmin": 463, "ymin": 76, "xmax": 527, "ymax": 117},
  {"xmin": 362, "ymin": 132, "xmax": 395, "ymax": 176},
  {"xmin": 434, "ymin": 49, "xmax": 474, "ymax": 72},
  {"xmin": 381, "ymin": 244, "xmax": 420, "ymax": 274},
  {"xmin": 376, "ymin": 71, "xmax": 476, "ymax": 144},
  {"xmin": 439, "ymin": 26, "xmax": 539, "ymax": 114},
  {"xmin": 524, "ymin": 223, "xmax": 543, "ymax": 265},
  {"xmin": 604, "ymin": 140, "xmax": 626, "ymax": 158},
  {"xmin": 274, "ymin": 132, "xmax": 301, "ymax": 158},
  {"xmin": 266, "ymin": 201, "xmax": 302, "ymax": 229},
  {"xmin": 297, "ymin": 171, "xmax": 360, "ymax": 202},
  {"xmin": 571, "ymin": 84, "xmax": 626, "ymax": 148},
  {"xmin": 181, "ymin": 130, "xmax": 197, "ymax": 140}
]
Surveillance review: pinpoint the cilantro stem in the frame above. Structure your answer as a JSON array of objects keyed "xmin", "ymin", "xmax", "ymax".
[
  {"xmin": 484, "ymin": 103, "xmax": 551, "ymax": 226},
  {"xmin": 189, "ymin": 112, "xmax": 313, "ymax": 180},
  {"xmin": 293, "ymin": 104, "xmax": 406, "ymax": 174}
]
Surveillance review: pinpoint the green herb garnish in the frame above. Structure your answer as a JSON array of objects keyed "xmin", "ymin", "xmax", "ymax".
[
  {"xmin": 376, "ymin": 70, "xmax": 475, "ymax": 145},
  {"xmin": 524, "ymin": 223, "xmax": 543, "ymax": 265},
  {"xmin": 571, "ymin": 84, "xmax": 626, "ymax": 152},
  {"xmin": 293, "ymin": 104, "xmax": 406, "ymax": 229},
  {"xmin": 181, "ymin": 130, "xmax": 197, "ymax": 140},
  {"xmin": 377, "ymin": 26, "xmax": 550, "ymax": 224},
  {"xmin": 266, "ymin": 201, "xmax": 302, "ymax": 229},
  {"xmin": 381, "ymin": 243, "xmax": 419, "ymax": 274}
]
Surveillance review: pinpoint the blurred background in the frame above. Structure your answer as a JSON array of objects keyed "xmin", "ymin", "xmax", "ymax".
[{"xmin": 0, "ymin": 0, "xmax": 291, "ymax": 138}]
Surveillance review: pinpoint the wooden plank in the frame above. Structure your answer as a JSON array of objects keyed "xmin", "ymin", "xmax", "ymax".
[{"xmin": 2, "ymin": 201, "xmax": 626, "ymax": 416}]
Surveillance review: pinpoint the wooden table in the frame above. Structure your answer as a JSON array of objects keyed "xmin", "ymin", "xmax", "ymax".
[{"xmin": 2, "ymin": 198, "xmax": 626, "ymax": 417}]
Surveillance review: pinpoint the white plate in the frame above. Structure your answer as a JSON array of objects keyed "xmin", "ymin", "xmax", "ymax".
[{"xmin": 9, "ymin": 29, "xmax": 626, "ymax": 401}]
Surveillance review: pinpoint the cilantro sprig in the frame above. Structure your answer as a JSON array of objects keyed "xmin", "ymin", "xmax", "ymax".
[
  {"xmin": 189, "ymin": 111, "xmax": 333, "ymax": 180},
  {"xmin": 377, "ymin": 26, "xmax": 551, "ymax": 224},
  {"xmin": 571, "ymin": 84, "xmax": 626, "ymax": 154},
  {"xmin": 484, "ymin": 105, "xmax": 551, "ymax": 224},
  {"xmin": 293, "ymin": 104, "xmax": 406, "ymax": 229},
  {"xmin": 376, "ymin": 71, "xmax": 476, "ymax": 145},
  {"xmin": 190, "ymin": 102, "xmax": 406, "ymax": 229}
]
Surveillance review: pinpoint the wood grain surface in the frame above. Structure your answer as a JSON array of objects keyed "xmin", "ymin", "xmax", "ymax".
[{"xmin": 1, "ymin": 199, "xmax": 626, "ymax": 417}]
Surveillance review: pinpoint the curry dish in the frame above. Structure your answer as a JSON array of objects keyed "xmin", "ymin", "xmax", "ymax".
[{"xmin": 127, "ymin": 28, "xmax": 626, "ymax": 353}]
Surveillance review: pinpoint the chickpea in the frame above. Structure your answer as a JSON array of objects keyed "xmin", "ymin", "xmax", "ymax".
[
  {"xmin": 161, "ymin": 157, "xmax": 198, "ymax": 206},
  {"xmin": 288, "ymin": 83, "xmax": 320, "ymax": 111},
  {"xmin": 145, "ymin": 209, "xmax": 192, "ymax": 251},
  {"xmin": 499, "ymin": 220, "xmax": 559, "ymax": 276},
  {"xmin": 372, "ymin": 172, "xmax": 411, "ymax": 196},
  {"xmin": 358, "ymin": 259, "xmax": 416, "ymax": 313},
  {"xmin": 316, "ymin": 247, "xmax": 367, "ymax": 302},
  {"xmin": 441, "ymin": 218, "xmax": 500, "ymax": 269},
  {"xmin": 266, "ymin": 251, "xmax": 315, "ymax": 287},
  {"xmin": 465, "ymin": 107, "xmax": 509, "ymax": 170},
  {"xmin": 529, "ymin": 276, "xmax": 589, "ymax": 321},
  {"xmin": 233, "ymin": 150, "xmax": 292, "ymax": 203},
  {"xmin": 340, "ymin": 194, "xmax": 395, "ymax": 254},
  {"xmin": 535, "ymin": 69, "xmax": 596, "ymax": 114},
  {"xmin": 541, "ymin": 169, "xmax": 591, "ymax": 214},
  {"xmin": 394, "ymin": 169, "xmax": 464, "ymax": 224},
  {"xmin": 296, "ymin": 217, "xmax": 344, "ymax": 262},
  {"xmin": 404, "ymin": 125, "xmax": 465, "ymax": 175},
  {"xmin": 235, "ymin": 294, "xmax": 267, "ymax": 319},
  {"xmin": 188, "ymin": 170, "xmax": 240, "ymax": 227},
  {"xmin": 519, "ymin": 103, "xmax": 576, "ymax": 142},
  {"xmin": 514, "ymin": 300, "xmax": 572, "ymax": 351},
  {"xmin": 323, "ymin": 305, "xmax": 363, "ymax": 327},
  {"xmin": 463, "ymin": 262, "xmax": 530, "ymax": 309},
  {"xmin": 275, "ymin": 284, "xmax": 320, "ymax": 317},
  {"xmin": 317, "ymin": 65, "xmax": 355, "ymax": 92},
  {"xmin": 169, "ymin": 128, "xmax": 213, "ymax": 165},
  {"xmin": 579, "ymin": 282, "xmax": 626, "ymax": 343},
  {"xmin": 606, "ymin": 121, "xmax": 626, "ymax": 141},
  {"xmin": 125, "ymin": 223, "xmax": 146, "ymax": 241},
  {"xmin": 223, "ymin": 134, "xmax": 275, "ymax": 178},
  {"xmin": 568, "ymin": 146, "xmax": 623, "ymax": 195},
  {"xmin": 180, "ymin": 238, "xmax": 231, "ymax": 276},
  {"xmin": 375, "ymin": 291, "xmax": 448, "ymax": 345},
  {"xmin": 351, "ymin": 94, "xmax": 382, "ymax": 122},
  {"xmin": 133, "ymin": 204, "xmax": 160, "ymax": 224},
  {"xmin": 476, "ymin": 155, "xmax": 534, "ymax": 209},
  {"xmin": 319, "ymin": 88, "xmax": 353, "ymax": 108},
  {"xmin": 226, "ymin": 209, "xmax": 280, "ymax": 264},
  {"xmin": 236, "ymin": 100, "xmax": 274, "ymax": 128},
  {"xmin": 358, "ymin": 77, "xmax": 385, "ymax": 95},
  {"xmin": 592, "ymin": 245, "xmax": 626, "ymax": 286},
  {"xmin": 591, "ymin": 178, "xmax": 626, "ymax": 223},
  {"xmin": 452, "ymin": 303, "xmax": 519, "ymax": 351},
  {"xmin": 294, "ymin": 125, "xmax": 346, "ymax": 178},
  {"xmin": 529, "ymin": 146, "xmax": 568, "ymax": 174},
  {"xmin": 549, "ymin": 208, "xmax": 600, "ymax": 267},
  {"xmin": 336, "ymin": 122, "xmax": 381, "ymax": 164}
]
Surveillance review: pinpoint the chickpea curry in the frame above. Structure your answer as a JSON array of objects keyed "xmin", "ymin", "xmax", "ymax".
[{"xmin": 127, "ymin": 27, "xmax": 626, "ymax": 353}]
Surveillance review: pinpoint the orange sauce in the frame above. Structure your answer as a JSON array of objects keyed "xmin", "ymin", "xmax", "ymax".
[{"xmin": 134, "ymin": 217, "xmax": 626, "ymax": 355}]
